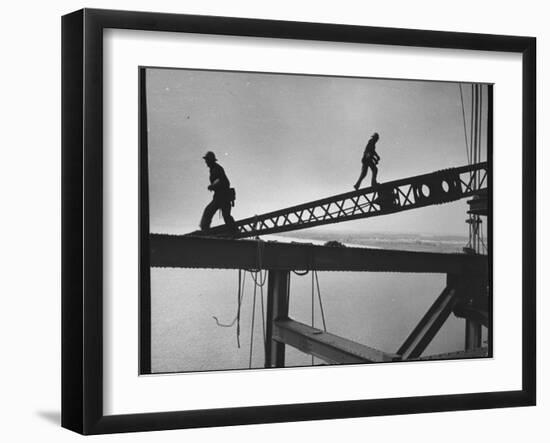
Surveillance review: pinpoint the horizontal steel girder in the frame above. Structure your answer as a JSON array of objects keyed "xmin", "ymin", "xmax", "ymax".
[
  {"xmin": 413, "ymin": 347, "xmax": 489, "ymax": 361},
  {"xmin": 273, "ymin": 319, "xmax": 400, "ymax": 364},
  {"xmin": 149, "ymin": 235, "xmax": 488, "ymax": 273},
  {"xmin": 200, "ymin": 162, "xmax": 488, "ymax": 238},
  {"xmin": 453, "ymin": 302, "xmax": 489, "ymax": 327}
]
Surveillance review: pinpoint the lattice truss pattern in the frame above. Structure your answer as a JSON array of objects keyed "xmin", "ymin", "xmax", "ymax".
[{"xmin": 204, "ymin": 162, "xmax": 488, "ymax": 239}]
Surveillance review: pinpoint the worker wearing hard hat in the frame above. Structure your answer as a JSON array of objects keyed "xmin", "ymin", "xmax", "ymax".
[
  {"xmin": 200, "ymin": 151, "xmax": 237, "ymax": 233},
  {"xmin": 354, "ymin": 132, "xmax": 380, "ymax": 190}
]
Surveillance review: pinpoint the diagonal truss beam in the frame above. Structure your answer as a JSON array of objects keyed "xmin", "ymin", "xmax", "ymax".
[
  {"xmin": 196, "ymin": 162, "xmax": 488, "ymax": 238},
  {"xmin": 396, "ymin": 286, "xmax": 459, "ymax": 360}
]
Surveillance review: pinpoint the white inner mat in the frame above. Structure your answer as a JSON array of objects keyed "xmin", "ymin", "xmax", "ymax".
[{"xmin": 103, "ymin": 28, "xmax": 523, "ymax": 415}]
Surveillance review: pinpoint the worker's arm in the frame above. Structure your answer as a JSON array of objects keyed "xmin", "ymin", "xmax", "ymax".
[{"xmin": 208, "ymin": 178, "xmax": 221, "ymax": 191}]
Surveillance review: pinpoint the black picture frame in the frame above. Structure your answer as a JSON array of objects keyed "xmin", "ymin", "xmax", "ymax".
[{"xmin": 62, "ymin": 8, "xmax": 536, "ymax": 435}]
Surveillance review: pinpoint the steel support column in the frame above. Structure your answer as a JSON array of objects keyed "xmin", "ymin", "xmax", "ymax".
[
  {"xmin": 451, "ymin": 271, "xmax": 487, "ymax": 351},
  {"xmin": 265, "ymin": 270, "xmax": 290, "ymax": 368},
  {"xmin": 465, "ymin": 320, "xmax": 483, "ymax": 350}
]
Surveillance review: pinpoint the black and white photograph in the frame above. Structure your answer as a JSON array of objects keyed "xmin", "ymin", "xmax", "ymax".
[
  {"xmin": 1, "ymin": 0, "xmax": 546, "ymax": 438},
  {"xmin": 140, "ymin": 67, "xmax": 491, "ymax": 374}
]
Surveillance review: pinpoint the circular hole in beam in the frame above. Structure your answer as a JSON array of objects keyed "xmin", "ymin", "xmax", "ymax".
[{"xmin": 421, "ymin": 184, "xmax": 430, "ymax": 198}]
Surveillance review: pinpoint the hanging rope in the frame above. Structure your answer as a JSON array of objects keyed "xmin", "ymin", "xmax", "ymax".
[
  {"xmin": 292, "ymin": 270, "xmax": 309, "ymax": 276},
  {"xmin": 473, "ymin": 84, "xmax": 479, "ymax": 187},
  {"xmin": 212, "ymin": 270, "xmax": 247, "ymax": 348},
  {"xmin": 213, "ymin": 238, "xmax": 267, "ymax": 358},
  {"xmin": 309, "ymin": 269, "xmax": 329, "ymax": 365},
  {"xmin": 247, "ymin": 237, "xmax": 268, "ymax": 368},
  {"xmin": 249, "ymin": 277, "xmax": 257, "ymax": 368},
  {"xmin": 260, "ymin": 281, "xmax": 266, "ymax": 343},
  {"xmin": 314, "ymin": 270, "xmax": 327, "ymax": 332},
  {"xmin": 213, "ymin": 240, "xmax": 332, "ymax": 368},
  {"xmin": 246, "ymin": 238, "xmax": 268, "ymax": 286},
  {"xmin": 237, "ymin": 272, "xmax": 243, "ymax": 347},
  {"xmin": 311, "ymin": 270, "xmax": 315, "ymax": 366},
  {"xmin": 470, "ymin": 84, "xmax": 475, "ymax": 166}
]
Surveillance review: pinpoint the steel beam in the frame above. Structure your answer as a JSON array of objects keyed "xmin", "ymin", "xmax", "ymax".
[
  {"xmin": 454, "ymin": 303, "xmax": 489, "ymax": 327},
  {"xmin": 467, "ymin": 189, "xmax": 488, "ymax": 216},
  {"xmin": 199, "ymin": 162, "xmax": 488, "ymax": 238},
  {"xmin": 465, "ymin": 320, "xmax": 483, "ymax": 350},
  {"xmin": 414, "ymin": 346, "xmax": 488, "ymax": 361},
  {"xmin": 150, "ymin": 234, "xmax": 488, "ymax": 274},
  {"xmin": 449, "ymin": 272, "xmax": 487, "ymax": 350},
  {"xmin": 396, "ymin": 286, "xmax": 458, "ymax": 360},
  {"xmin": 273, "ymin": 319, "xmax": 399, "ymax": 364},
  {"xmin": 265, "ymin": 271, "xmax": 290, "ymax": 368}
]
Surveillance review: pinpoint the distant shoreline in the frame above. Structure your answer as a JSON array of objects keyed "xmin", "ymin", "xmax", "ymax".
[
  {"xmin": 150, "ymin": 228, "xmax": 470, "ymax": 254},
  {"xmin": 271, "ymin": 231, "xmax": 469, "ymax": 254}
]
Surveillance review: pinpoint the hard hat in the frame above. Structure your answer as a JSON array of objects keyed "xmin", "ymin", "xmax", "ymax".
[{"xmin": 202, "ymin": 151, "xmax": 217, "ymax": 162}]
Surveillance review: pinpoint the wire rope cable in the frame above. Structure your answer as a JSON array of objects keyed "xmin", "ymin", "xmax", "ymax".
[{"xmin": 459, "ymin": 84, "xmax": 471, "ymax": 164}]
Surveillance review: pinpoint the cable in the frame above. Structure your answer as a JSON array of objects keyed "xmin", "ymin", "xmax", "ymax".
[
  {"xmin": 212, "ymin": 270, "xmax": 247, "ymax": 347},
  {"xmin": 215, "ymin": 244, "xmax": 331, "ymax": 367},
  {"xmin": 246, "ymin": 238, "xmax": 268, "ymax": 286},
  {"xmin": 249, "ymin": 276, "xmax": 257, "ymax": 368},
  {"xmin": 314, "ymin": 271, "xmax": 327, "ymax": 332},
  {"xmin": 470, "ymin": 83, "xmax": 474, "ymax": 166},
  {"xmin": 247, "ymin": 238, "xmax": 270, "ymax": 367},
  {"xmin": 212, "ymin": 271, "xmax": 245, "ymax": 329},
  {"xmin": 459, "ymin": 84, "xmax": 471, "ymax": 164},
  {"xmin": 260, "ymin": 281, "xmax": 266, "ymax": 344},
  {"xmin": 292, "ymin": 269, "xmax": 309, "ymax": 276},
  {"xmin": 311, "ymin": 270, "xmax": 315, "ymax": 366},
  {"xmin": 477, "ymin": 85, "xmax": 483, "ymax": 187},
  {"xmin": 236, "ymin": 270, "xmax": 242, "ymax": 347}
]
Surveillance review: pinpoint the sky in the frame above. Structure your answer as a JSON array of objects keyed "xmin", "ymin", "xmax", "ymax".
[{"xmin": 145, "ymin": 68, "xmax": 488, "ymax": 237}]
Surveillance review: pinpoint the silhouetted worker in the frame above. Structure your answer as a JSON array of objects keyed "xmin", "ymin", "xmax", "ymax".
[
  {"xmin": 354, "ymin": 132, "xmax": 380, "ymax": 190},
  {"xmin": 200, "ymin": 151, "xmax": 237, "ymax": 232}
]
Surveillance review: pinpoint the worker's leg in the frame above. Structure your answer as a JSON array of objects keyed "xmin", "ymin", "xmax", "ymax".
[
  {"xmin": 220, "ymin": 201, "xmax": 236, "ymax": 231},
  {"xmin": 370, "ymin": 164, "xmax": 379, "ymax": 186},
  {"xmin": 200, "ymin": 199, "xmax": 218, "ymax": 230},
  {"xmin": 354, "ymin": 163, "xmax": 368, "ymax": 189}
]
